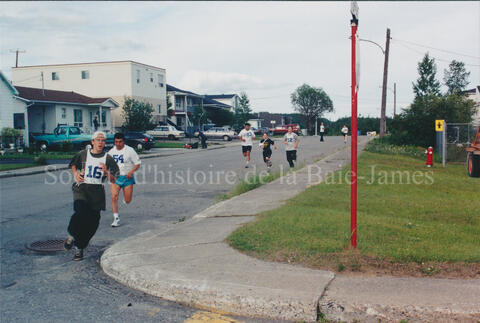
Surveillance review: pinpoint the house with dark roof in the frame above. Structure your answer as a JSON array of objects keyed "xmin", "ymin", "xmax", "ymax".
[
  {"xmin": 12, "ymin": 60, "xmax": 166, "ymax": 128},
  {"xmin": 0, "ymin": 72, "xmax": 117, "ymax": 147},
  {"xmin": 14, "ymin": 86, "xmax": 118, "ymax": 136},
  {"xmin": 166, "ymin": 84, "xmax": 232, "ymax": 132},
  {"xmin": 204, "ymin": 94, "xmax": 239, "ymax": 113}
]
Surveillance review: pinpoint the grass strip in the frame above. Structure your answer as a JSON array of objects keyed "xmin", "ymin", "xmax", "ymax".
[{"xmin": 228, "ymin": 150, "xmax": 480, "ymax": 277}]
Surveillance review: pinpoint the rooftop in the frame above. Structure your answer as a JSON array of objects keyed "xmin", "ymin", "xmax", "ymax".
[
  {"xmin": 12, "ymin": 60, "xmax": 165, "ymax": 71},
  {"xmin": 15, "ymin": 86, "xmax": 117, "ymax": 106}
]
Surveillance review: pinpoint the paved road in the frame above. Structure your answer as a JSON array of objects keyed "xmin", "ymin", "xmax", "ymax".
[{"xmin": 0, "ymin": 136, "xmax": 352, "ymax": 322}]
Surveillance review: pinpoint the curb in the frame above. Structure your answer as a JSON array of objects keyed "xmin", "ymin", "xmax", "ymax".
[{"xmin": 100, "ymin": 138, "xmax": 372, "ymax": 322}]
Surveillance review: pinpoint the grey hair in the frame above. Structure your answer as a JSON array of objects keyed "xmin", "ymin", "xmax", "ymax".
[{"xmin": 92, "ymin": 131, "xmax": 106, "ymax": 140}]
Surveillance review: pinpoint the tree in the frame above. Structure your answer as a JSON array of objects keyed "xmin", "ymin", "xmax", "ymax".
[
  {"xmin": 412, "ymin": 53, "xmax": 441, "ymax": 98},
  {"xmin": 207, "ymin": 109, "xmax": 234, "ymax": 126},
  {"xmin": 233, "ymin": 92, "xmax": 252, "ymax": 131},
  {"xmin": 166, "ymin": 96, "xmax": 174, "ymax": 118},
  {"xmin": 390, "ymin": 94, "xmax": 476, "ymax": 147},
  {"xmin": 190, "ymin": 106, "xmax": 208, "ymax": 127},
  {"xmin": 290, "ymin": 84, "xmax": 333, "ymax": 133},
  {"xmin": 444, "ymin": 60, "xmax": 470, "ymax": 94},
  {"xmin": 122, "ymin": 96, "xmax": 155, "ymax": 131},
  {"xmin": 390, "ymin": 55, "xmax": 476, "ymax": 147}
]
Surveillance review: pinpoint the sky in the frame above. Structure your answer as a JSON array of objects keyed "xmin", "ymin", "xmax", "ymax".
[{"xmin": 1, "ymin": 1, "xmax": 479, "ymax": 120}]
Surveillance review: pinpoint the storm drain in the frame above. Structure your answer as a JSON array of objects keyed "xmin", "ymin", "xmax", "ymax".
[{"xmin": 26, "ymin": 239, "xmax": 65, "ymax": 253}]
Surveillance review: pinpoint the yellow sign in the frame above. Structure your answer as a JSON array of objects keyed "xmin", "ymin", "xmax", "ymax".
[{"xmin": 435, "ymin": 120, "xmax": 444, "ymax": 132}]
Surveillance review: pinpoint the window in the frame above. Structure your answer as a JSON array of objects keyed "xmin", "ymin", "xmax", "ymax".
[
  {"xmin": 69, "ymin": 127, "xmax": 81, "ymax": 135},
  {"xmin": 61, "ymin": 108, "xmax": 66, "ymax": 119},
  {"xmin": 157, "ymin": 74, "xmax": 164, "ymax": 87},
  {"xmin": 150, "ymin": 73, "xmax": 154, "ymax": 83},
  {"xmin": 13, "ymin": 113, "xmax": 25, "ymax": 129},
  {"xmin": 58, "ymin": 127, "xmax": 67, "ymax": 135},
  {"xmin": 52, "ymin": 72, "xmax": 59, "ymax": 80},
  {"xmin": 136, "ymin": 70, "xmax": 140, "ymax": 84},
  {"xmin": 81, "ymin": 70, "xmax": 90, "ymax": 79},
  {"xmin": 74, "ymin": 109, "xmax": 83, "ymax": 128},
  {"xmin": 158, "ymin": 104, "xmax": 161, "ymax": 114}
]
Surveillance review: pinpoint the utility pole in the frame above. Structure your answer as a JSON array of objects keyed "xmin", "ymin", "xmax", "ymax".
[
  {"xmin": 393, "ymin": 82, "xmax": 397, "ymax": 117},
  {"xmin": 380, "ymin": 28, "xmax": 390, "ymax": 138},
  {"xmin": 10, "ymin": 49, "xmax": 26, "ymax": 67}
]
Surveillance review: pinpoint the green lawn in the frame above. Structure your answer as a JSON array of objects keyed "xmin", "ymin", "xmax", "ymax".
[
  {"xmin": 228, "ymin": 151, "xmax": 480, "ymax": 276},
  {"xmin": 0, "ymin": 163, "xmax": 35, "ymax": 171},
  {"xmin": 153, "ymin": 142, "xmax": 186, "ymax": 149}
]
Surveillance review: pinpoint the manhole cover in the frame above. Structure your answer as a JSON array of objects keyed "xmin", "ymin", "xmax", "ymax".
[{"xmin": 26, "ymin": 239, "xmax": 65, "ymax": 253}]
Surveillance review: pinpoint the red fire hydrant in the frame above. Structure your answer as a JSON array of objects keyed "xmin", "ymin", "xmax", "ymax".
[{"xmin": 425, "ymin": 146, "xmax": 433, "ymax": 167}]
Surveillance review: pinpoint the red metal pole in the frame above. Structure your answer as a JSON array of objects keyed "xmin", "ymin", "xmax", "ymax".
[{"xmin": 351, "ymin": 22, "xmax": 358, "ymax": 248}]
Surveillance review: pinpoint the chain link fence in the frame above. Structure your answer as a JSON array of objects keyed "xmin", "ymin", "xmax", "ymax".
[{"xmin": 446, "ymin": 123, "xmax": 479, "ymax": 163}]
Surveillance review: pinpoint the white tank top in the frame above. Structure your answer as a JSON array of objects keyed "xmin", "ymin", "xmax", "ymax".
[{"xmin": 83, "ymin": 149, "xmax": 107, "ymax": 185}]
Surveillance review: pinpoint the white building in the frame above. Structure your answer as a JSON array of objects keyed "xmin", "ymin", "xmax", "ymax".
[
  {"xmin": 0, "ymin": 71, "xmax": 28, "ymax": 145},
  {"xmin": 465, "ymin": 86, "xmax": 480, "ymax": 124},
  {"xmin": 12, "ymin": 60, "xmax": 167, "ymax": 128},
  {"xmin": 204, "ymin": 94, "xmax": 239, "ymax": 113}
]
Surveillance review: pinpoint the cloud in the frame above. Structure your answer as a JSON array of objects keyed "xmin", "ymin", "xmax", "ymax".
[
  {"xmin": 1, "ymin": 1, "xmax": 478, "ymax": 118},
  {"xmin": 177, "ymin": 70, "xmax": 293, "ymax": 94}
]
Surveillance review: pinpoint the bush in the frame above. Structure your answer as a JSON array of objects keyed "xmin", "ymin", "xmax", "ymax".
[
  {"xmin": 34, "ymin": 156, "xmax": 47, "ymax": 166},
  {"xmin": 60, "ymin": 141, "xmax": 74, "ymax": 152},
  {"xmin": 365, "ymin": 137, "xmax": 428, "ymax": 160}
]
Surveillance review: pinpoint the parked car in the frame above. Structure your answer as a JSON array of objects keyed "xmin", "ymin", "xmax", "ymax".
[
  {"xmin": 146, "ymin": 125, "xmax": 184, "ymax": 140},
  {"xmin": 124, "ymin": 132, "xmax": 154, "ymax": 150},
  {"xmin": 32, "ymin": 125, "xmax": 114, "ymax": 151},
  {"xmin": 194, "ymin": 127, "xmax": 237, "ymax": 141},
  {"xmin": 270, "ymin": 124, "xmax": 300, "ymax": 135}
]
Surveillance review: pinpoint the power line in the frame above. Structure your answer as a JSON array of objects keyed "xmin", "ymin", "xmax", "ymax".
[
  {"xmin": 392, "ymin": 38, "xmax": 479, "ymax": 60},
  {"xmin": 394, "ymin": 42, "xmax": 480, "ymax": 67}
]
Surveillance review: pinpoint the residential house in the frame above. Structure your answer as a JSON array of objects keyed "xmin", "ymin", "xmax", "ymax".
[
  {"xmin": 0, "ymin": 71, "xmax": 28, "ymax": 145},
  {"xmin": 465, "ymin": 86, "xmax": 480, "ymax": 124},
  {"xmin": 204, "ymin": 94, "xmax": 239, "ymax": 113},
  {"xmin": 12, "ymin": 60, "xmax": 167, "ymax": 128},
  {"xmin": 166, "ymin": 84, "xmax": 203, "ymax": 131},
  {"xmin": 167, "ymin": 84, "xmax": 232, "ymax": 134}
]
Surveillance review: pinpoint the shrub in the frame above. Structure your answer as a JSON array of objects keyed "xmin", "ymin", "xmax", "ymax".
[{"xmin": 34, "ymin": 156, "xmax": 47, "ymax": 166}]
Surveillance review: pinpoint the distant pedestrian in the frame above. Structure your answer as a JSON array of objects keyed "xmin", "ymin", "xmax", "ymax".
[
  {"xmin": 283, "ymin": 126, "xmax": 299, "ymax": 168},
  {"xmin": 319, "ymin": 122, "xmax": 325, "ymax": 142},
  {"xmin": 108, "ymin": 133, "xmax": 141, "ymax": 227},
  {"xmin": 259, "ymin": 132, "xmax": 277, "ymax": 170},
  {"xmin": 198, "ymin": 130, "xmax": 207, "ymax": 149},
  {"xmin": 93, "ymin": 116, "xmax": 99, "ymax": 131},
  {"xmin": 64, "ymin": 131, "xmax": 119, "ymax": 261},
  {"xmin": 238, "ymin": 123, "xmax": 255, "ymax": 168},
  {"xmin": 341, "ymin": 125, "xmax": 349, "ymax": 143}
]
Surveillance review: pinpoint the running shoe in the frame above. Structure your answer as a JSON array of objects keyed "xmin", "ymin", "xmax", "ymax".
[
  {"xmin": 111, "ymin": 216, "xmax": 120, "ymax": 227},
  {"xmin": 73, "ymin": 247, "xmax": 83, "ymax": 261}
]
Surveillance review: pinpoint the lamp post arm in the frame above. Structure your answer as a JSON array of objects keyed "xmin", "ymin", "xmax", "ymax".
[{"xmin": 358, "ymin": 38, "xmax": 385, "ymax": 54}]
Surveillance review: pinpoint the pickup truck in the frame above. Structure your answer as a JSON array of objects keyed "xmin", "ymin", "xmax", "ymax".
[{"xmin": 32, "ymin": 126, "xmax": 113, "ymax": 151}]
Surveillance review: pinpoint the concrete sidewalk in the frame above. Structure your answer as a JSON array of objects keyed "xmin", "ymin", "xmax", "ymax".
[
  {"xmin": 101, "ymin": 138, "xmax": 480, "ymax": 322},
  {"xmin": 0, "ymin": 142, "xmax": 236, "ymax": 179}
]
